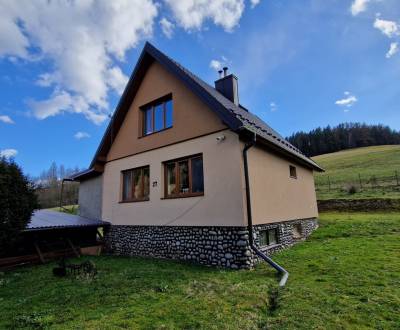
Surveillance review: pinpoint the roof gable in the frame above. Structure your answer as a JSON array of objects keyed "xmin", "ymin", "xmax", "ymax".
[{"xmin": 88, "ymin": 42, "xmax": 323, "ymax": 173}]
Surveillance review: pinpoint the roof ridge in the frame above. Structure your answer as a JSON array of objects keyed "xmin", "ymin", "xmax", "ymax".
[{"xmin": 87, "ymin": 42, "xmax": 323, "ymax": 173}]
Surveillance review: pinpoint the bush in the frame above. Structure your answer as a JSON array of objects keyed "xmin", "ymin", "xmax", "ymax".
[
  {"xmin": 0, "ymin": 158, "xmax": 38, "ymax": 255},
  {"xmin": 346, "ymin": 184, "xmax": 358, "ymax": 195}
]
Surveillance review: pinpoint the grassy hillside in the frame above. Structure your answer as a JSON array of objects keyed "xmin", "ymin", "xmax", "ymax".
[
  {"xmin": 1, "ymin": 212, "xmax": 399, "ymax": 329},
  {"xmin": 313, "ymin": 145, "xmax": 400, "ymax": 200}
]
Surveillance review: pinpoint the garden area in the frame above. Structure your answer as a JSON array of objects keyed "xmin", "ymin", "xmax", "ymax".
[{"xmin": 0, "ymin": 212, "xmax": 399, "ymax": 329}]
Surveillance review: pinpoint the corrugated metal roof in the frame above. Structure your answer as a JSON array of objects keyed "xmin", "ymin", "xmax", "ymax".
[{"xmin": 25, "ymin": 210, "xmax": 109, "ymax": 231}]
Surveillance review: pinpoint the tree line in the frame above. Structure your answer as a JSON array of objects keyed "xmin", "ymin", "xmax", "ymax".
[
  {"xmin": 34, "ymin": 162, "xmax": 81, "ymax": 209},
  {"xmin": 287, "ymin": 123, "xmax": 400, "ymax": 157}
]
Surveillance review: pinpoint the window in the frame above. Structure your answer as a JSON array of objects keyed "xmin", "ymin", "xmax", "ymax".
[
  {"xmin": 142, "ymin": 96, "xmax": 173, "ymax": 135},
  {"xmin": 259, "ymin": 228, "xmax": 278, "ymax": 247},
  {"xmin": 289, "ymin": 165, "xmax": 297, "ymax": 179},
  {"xmin": 164, "ymin": 154, "xmax": 204, "ymax": 198},
  {"xmin": 121, "ymin": 166, "xmax": 150, "ymax": 202}
]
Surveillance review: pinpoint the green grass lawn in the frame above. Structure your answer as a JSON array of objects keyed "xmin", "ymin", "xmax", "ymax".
[
  {"xmin": 1, "ymin": 212, "xmax": 399, "ymax": 329},
  {"xmin": 312, "ymin": 145, "xmax": 400, "ymax": 200},
  {"xmin": 46, "ymin": 204, "xmax": 79, "ymax": 215}
]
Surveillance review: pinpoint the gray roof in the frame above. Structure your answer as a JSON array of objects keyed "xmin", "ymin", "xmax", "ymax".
[
  {"xmin": 76, "ymin": 42, "xmax": 322, "ymax": 181},
  {"xmin": 160, "ymin": 47, "xmax": 323, "ymax": 171},
  {"xmin": 25, "ymin": 210, "xmax": 109, "ymax": 231}
]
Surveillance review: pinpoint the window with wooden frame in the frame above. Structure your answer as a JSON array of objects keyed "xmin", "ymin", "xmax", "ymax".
[
  {"xmin": 142, "ymin": 95, "xmax": 173, "ymax": 136},
  {"xmin": 259, "ymin": 228, "xmax": 278, "ymax": 247},
  {"xmin": 121, "ymin": 166, "xmax": 150, "ymax": 202},
  {"xmin": 164, "ymin": 154, "xmax": 204, "ymax": 198},
  {"xmin": 289, "ymin": 165, "xmax": 297, "ymax": 179}
]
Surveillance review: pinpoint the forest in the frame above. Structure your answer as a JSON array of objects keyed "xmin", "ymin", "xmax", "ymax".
[
  {"xmin": 287, "ymin": 123, "xmax": 400, "ymax": 157},
  {"xmin": 33, "ymin": 162, "xmax": 81, "ymax": 209}
]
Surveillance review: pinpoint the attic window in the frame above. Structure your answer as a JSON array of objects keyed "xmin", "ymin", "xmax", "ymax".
[
  {"xmin": 142, "ymin": 95, "xmax": 173, "ymax": 136},
  {"xmin": 289, "ymin": 165, "xmax": 297, "ymax": 179}
]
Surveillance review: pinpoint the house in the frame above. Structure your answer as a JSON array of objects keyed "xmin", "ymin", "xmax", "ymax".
[{"xmin": 71, "ymin": 42, "xmax": 323, "ymax": 270}]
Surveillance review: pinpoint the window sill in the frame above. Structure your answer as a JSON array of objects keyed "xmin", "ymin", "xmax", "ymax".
[
  {"xmin": 161, "ymin": 193, "xmax": 204, "ymax": 200},
  {"xmin": 260, "ymin": 243, "xmax": 280, "ymax": 250},
  {"xmin": 119, "ymin": 198, "xmax": 149, "ymax": 204},
  {"xmin": 290, "ymin": 176, "xmax": 297, "ymax": 179},
  {"xmin": 139, "ymin": 126, "xmax": 173, "ymax": 138}
]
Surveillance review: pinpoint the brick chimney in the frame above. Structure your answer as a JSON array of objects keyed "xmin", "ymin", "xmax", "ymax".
[{"xmin": 214, "ymin": 67, "xmax": 239, "ymax": 106}]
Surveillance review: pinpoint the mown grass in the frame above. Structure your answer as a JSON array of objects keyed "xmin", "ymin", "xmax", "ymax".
[
  {"xmin": 0, "ymin": 212, "xmax": 399, "ymax": 329},
  {"xmin": 46, "ymin": 204, "xmax": 79, "ymax": 215},
  {"xmin": 312, "ymin": 145, "xmax": 400, "ymax": 200}
]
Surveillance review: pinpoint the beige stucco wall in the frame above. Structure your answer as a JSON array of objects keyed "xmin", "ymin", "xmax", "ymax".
[
  {"xmin": 102, "ymin": 130, "xmax": 247, "ymax": 227},
  {"xmin": 107, "ymin": 61, "xmax": 227, "ymax": 162},
  {"xmin": 247, "ymin": 144, "xmax": 318, "ymax": 224},
  {"xmin": 78, "ymin": 175, "xmax": 103, "ymax": 220}
]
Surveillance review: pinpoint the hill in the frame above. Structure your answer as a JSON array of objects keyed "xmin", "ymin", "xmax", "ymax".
[
  {"xmin": 288, "ymin": 123, "xmax": 400, "ymax": 157},
  {"xmin": 312, "ymin": 145, "xmax": 400, "ymax": 200}
]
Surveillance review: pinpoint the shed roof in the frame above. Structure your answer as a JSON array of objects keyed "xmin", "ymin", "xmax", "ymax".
[{"xmin": 25, "ymin": 210, "xmax": 109, "ymax": 232}]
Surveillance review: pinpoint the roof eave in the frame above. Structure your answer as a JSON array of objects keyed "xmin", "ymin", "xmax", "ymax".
[{"xmin": 238, "ymin": 127, "xmax": 325, "ymax": 172}]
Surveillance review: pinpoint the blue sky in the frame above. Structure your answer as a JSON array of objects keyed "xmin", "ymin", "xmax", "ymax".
[{"xmin": 0, "ymin": 0, "xmax": 399, "ymax": 177}]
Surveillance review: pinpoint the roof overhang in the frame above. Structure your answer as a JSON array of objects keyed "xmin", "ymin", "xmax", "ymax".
[
  {"xmin": 238, "ymin": 128, "xmax": 324, "ymax": 172},
  {"xmin": 85, "ymin": 41, "xmax": 323, "ymax": 173},
  {"xmin": 69, "ymin": 168, "xmax": 103, "ymax": 182}
]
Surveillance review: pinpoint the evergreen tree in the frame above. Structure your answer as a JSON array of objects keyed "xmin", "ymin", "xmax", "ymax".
[
  {"xmin": 287, "ymin": 123, "xmax": 400, "ymax": 156},
  {"xmin": 0, "ymin": 158, "xmax": 38, "ymax": 255}
]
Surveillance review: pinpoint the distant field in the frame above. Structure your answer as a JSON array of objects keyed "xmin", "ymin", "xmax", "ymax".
[{"xmin": 312, "ymin": 145, "xmax": 400, "ymax": 200}]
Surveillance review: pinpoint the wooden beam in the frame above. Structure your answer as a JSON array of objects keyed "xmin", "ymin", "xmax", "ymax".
[
  {"xmin": 33, "ymin": 242, "xmax": 45, "ymax": 264},
  {"xmin": 66, "ymin": 238, "xmax": 80, "ymax": 258}
]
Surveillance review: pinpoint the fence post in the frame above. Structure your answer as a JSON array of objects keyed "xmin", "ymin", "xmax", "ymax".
[
  {"xmin": 328, "ymin": 176, "xmax": 331, "ymax": 192},
  {"xmin": 358, "ymin": 173, "xmax": 363, "ymax": 189},
  {"xmin": 396, "ymin": 170, "xmax": 399, "ymax": 186}
]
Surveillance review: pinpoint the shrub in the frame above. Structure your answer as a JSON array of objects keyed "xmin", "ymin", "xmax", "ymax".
[
  {"xmin": 0, "ymin": 158, "xmax": 38, "ymax": 255},
  {"xmin": 346, "ymin": 184, "xmax": 358, "ymax": 195}
]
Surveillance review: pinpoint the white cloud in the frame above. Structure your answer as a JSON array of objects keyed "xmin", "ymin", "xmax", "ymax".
[
  {"xmin": 106, "ymin": 67, "xmax": 129, "ymax": 95},
  {"xmin": 0, "ymin": 115, "xmax": 14, "ymax": 124},
  {"xmin": 250, "ymin": 0, "xmax": 260, "ymax": 8},
  {"xmin": 160, "ymin": 17, "xmax": 175, "ymax": 38},
  {"xmin": 335, "ymin": 91, "xmax": 358, "ymax": 108},
  {"xmin": 350, "ymin": 0, "xmax": 370, "ymax": 16},
  {"xmin": 0, "ymin": 1, "xmax": 252, "ymax": 125},
  {"xmin": 210, "ymin": 59, "xmax": 223, "ymax": 71},
  {"xmin": 74, "ymin": 131, "xmax": 91, "ymax": 140},
  {"xmin": 29, "ymin": 90, "xmax": 107, "ymax": 125},
  {"xmin": 0, "ymin": 148, "xmax": 18, "ymax": 158},
  {"xmin": 373, "ymin": 18, "xmax": 399, "ymax": 38},
  {"xmin": 0, "ymin": 0, "xmax": 158, "ymax": 125},
  {"xmin": 386, "ymin": 42, "xmax": 399, "ymax": 58},
  {"xmin": 164, "ymin": 0, "xmax": 245, "ymax": 32},
  {"xmin": 270, "ymin": 102, "xmax": 277, "ymax": 112}
]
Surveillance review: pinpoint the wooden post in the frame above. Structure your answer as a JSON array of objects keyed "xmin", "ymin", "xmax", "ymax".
[
  {"xmin": 396, "ymin": 170, "xmax": 399, "ymax": 186},
  {"xmin": 34, "ymin": 242, "xmax": 45, "ymax": 264},
  {"xmin": 358, "ymin": 173, "xmax": 363, "ymax": 189},
  {"xmin": 67, "ymin": 238, "xmax": 80, "ymax": 258}
]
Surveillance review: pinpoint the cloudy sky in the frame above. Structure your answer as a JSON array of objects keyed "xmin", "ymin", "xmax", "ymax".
[{"xmin": 0, "ymin": 0, "xmax": 399, "ymax": 176}]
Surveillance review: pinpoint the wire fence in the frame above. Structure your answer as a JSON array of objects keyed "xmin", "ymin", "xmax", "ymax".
[{"xmin": 315, "ymin": 170, "xmax": 400, "ymax": 193}]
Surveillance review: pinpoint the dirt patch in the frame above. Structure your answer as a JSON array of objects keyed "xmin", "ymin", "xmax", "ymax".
[{"xmin": 317, "ymin": 198, "xmax": 400, "ymax": 212}]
